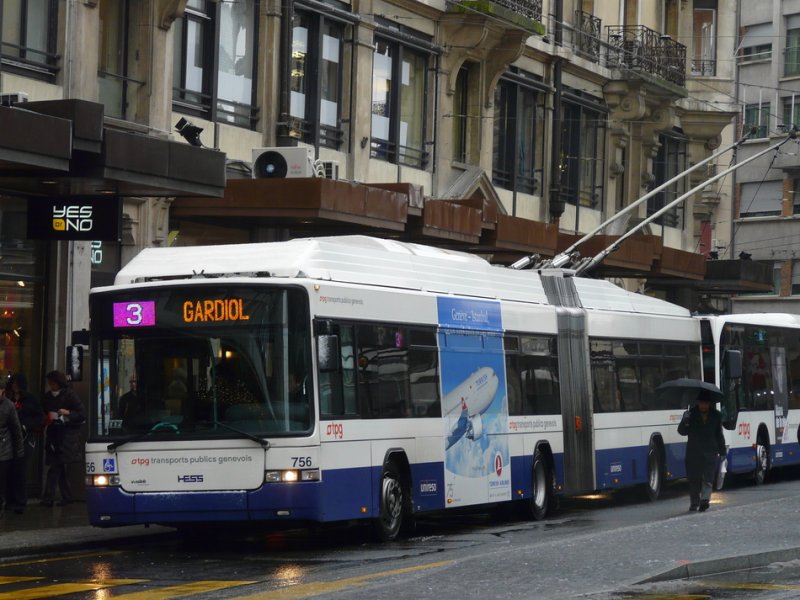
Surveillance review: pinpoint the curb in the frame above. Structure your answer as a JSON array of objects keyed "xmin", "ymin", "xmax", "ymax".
[
  {"xmin": 638, "ymin": 546, "xmax": 800, "ymax": 584},
  {"xmin": 0, "ymin": 525, "xmax": 174, "ymax": 559}
]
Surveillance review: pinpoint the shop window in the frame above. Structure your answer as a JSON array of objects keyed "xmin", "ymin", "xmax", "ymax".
[
  {"xmin": 371, "ymin": 34, "xmax": 431, "ymax": 169},
  {"xmin": 288, "ymin": 10, "xmax": 346, "ymax": 149},
  {"xmin": 560, "ymin": 94, "xmax": 606, "ymax": 209},
  {"xmin": 173, "ymin": 0, "xmax": 259, "ymax": 129},
  {"xmin": 0, "ymin": 200, "xmax": 46, "ymax": 385},
  {"xmin": 492, "ymin": 73, "xmax": 544, "ymax": 196},
  {"xmin": 1, "ymin": 0, "xmax": 58, "ymax": 79},
  {"xmin": 649, "ymin": 130, "xmax": 687, "ymax": 229},
  {"xmin": 98, "ymin": 0, "xmax": 144, "ymax": 121}
]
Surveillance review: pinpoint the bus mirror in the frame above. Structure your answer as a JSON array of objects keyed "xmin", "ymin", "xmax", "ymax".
[
  {"xmin": 723, "ymin": 349, "xmax": 742, "ymax": 379},
  {"xmin": 317, "ymin": 335, "xmax": 339, "ymax": 372}
]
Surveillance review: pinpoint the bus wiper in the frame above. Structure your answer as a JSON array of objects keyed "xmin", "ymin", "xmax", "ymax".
[
  {"xmin": 202, "ymin": 420, "xmax": 271, "ymax": 449},
  {"xmin": 106, "ymin": 421, "xmax": 180, "ymax": 452}
]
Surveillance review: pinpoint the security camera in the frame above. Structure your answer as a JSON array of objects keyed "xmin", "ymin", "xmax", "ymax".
[{"xmin": 175, "ymin": 117, "xmax": 204, "ymax": 147}]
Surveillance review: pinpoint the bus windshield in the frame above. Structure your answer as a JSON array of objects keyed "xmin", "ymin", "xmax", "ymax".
[{"xmin": 90, "ymin": 285, "xmax": 312, "ymax": 440}]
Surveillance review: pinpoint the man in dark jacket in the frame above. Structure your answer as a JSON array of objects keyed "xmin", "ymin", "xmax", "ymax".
[
  {"xmin": 678, "ymin": 389, "xmax": 726, "ymax": 512},
  {"xmin": 41, "ymin": 370, "xmax": 85, "ymax": 506},
  {"xmin": 5, "ymin": 373, "xmax": 44, "ymax": 513},
  {"xmin": 0, "ymin": 387, "xmax": 24, "ymax": 514}
]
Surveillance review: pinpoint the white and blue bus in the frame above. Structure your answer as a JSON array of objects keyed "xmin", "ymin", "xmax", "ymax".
[
  {"xmin": 85, "ymin": 236, "xmax": 701, "ymax": 539},
  {"xmin": 700, "ymin": 313, "xmax": 800, "ymax": 484}
]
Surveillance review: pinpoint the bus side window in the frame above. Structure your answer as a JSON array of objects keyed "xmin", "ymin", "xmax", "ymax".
[
  {"xmin": 617, "ymin": 363, "xmax": 640, "ymax": 412},
  {"xmin": 318, "ymin": 324, "xmax": 357, "ymax": 417},
  {"xmin": 409, "ymin": 345, "xmax": 440, "ymax": 417}
]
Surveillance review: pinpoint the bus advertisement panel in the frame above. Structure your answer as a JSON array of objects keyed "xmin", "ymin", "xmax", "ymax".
[{"xmin": 437, "ymin": 297, "xmax": 510, "ymax": 507}]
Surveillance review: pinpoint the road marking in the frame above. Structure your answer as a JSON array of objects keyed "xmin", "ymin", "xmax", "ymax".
[
  {"xmin": 0, "ymin": 576, "xmax": 41, "ymax": 584},
  {"xmin": 0, "ymin": 550, "xmax": 127, "ymax": 568},
  {"xmin": 111, "ymin": 580, "xmax": 258, "ymax": 599},
  {"xmin": 0, "ymin": 579, "xmax": 144, "ymax": 599},
  {"xmin": 233, "ymin": 560, "xmax": 454, "ymax": 599},
  {"xmin": 701, "ymin": 580, "xmax": 800, "ymax": 591}
]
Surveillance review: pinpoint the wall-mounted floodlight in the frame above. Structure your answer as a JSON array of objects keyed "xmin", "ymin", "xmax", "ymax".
[{"xmin": 175, "ymin": 117, "xmax": 204, "ymax": 147}]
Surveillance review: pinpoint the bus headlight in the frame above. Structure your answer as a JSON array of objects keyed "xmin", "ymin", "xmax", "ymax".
[
  {"xmin": 265, "ymin": 469, "xmax": 320, "ymax": 483},
  {"xmin": 86, "ymin": 474, "xmax": 121, "ymax": 487}
]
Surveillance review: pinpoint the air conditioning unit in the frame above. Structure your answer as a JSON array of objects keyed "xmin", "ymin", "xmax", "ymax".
[
  {"xmin": 320, "ymin": 160, "xmax": 340, "ymax": 180},
  {"xmin": 0, "ymin": 92, "xmax": 29, "ymax": 107},
  {"xmin": 252, "ymin": 147, "xmax": 314, "ymax": 178}
]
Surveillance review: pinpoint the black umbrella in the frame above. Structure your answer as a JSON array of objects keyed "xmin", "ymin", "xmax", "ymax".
[{"xmin": 655, "ymin": 378, "xmax": 724, "ymax": 406}]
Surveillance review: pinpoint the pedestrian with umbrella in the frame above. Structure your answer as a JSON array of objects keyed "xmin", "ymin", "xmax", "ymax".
[{"xmin": 658, "ymin": 379, "xmax": 726, "ymax": 512}]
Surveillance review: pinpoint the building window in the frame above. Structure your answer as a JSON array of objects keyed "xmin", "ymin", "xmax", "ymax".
[
  {"xmin": 289, "ymin": 10, "xmax": 345, "ymax": 149},
  {"xmin": 648, "ymin": 131, "xmax": 687, "ymax": 228},
  {"xmin": 173, "ymin": 0, "xmax": 259, "ymax": 129},
  {"xmin": 1, "ymin": 0, "xmax": 58, "ymax": 79},
  {"xmin": 740, "ymin": 22, "xmax": 772, "ymax": 64},
  {"xmin": 492, "ymin": 76, "xmax": 543, "ymax": 195},
  {"xmin": 775, "ymin": 262, "xmax": 783, "ymax": 294},
  {"xmin": 691, "ymin": 2, "xmax": 716, "ymax": 76},
  {"xmin": 744, "ymin": 103, "xmax": 770, "ymax": 138},
  {"xmin": 786, "ymin": 26, "xmax": 800, "ymax": 77},
  {"xmin": 452, "ymin": 66, "xmax": 469, "ymax": 163},
  {"xmin": 782, "ymin": 97, "xmax": 800, "ymax": 132},
  {"xmin": 560, "ymin": 95, "xmax": 606, "ymax": 208},
  {"xmin": 739, "ymin": 180, "xmax": 783, "ymax": 217},
  {"xmin": 371, "ymin": 36, "xmax": 430, "ymax": 169},
  {"xmin": 98, "ymin": 0, "xmax": 144, "ymax": 121},
  {"xmin": 792, "ymin": 262, "xmax": 800, "ymax": 295},
  {"xmin": 793, "ymin": 179, "xmax": 800, "ymax": 214}
]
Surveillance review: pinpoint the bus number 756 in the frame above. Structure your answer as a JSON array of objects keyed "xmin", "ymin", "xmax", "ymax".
[{"xmin": 292, "ymin": 457, "xmax": 312, "ymax": 468}]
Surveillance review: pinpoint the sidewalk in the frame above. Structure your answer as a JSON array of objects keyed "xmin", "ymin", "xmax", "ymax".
[{"xmin": 0, "ymin": 500, "xmax": 171, "ymax": 557}]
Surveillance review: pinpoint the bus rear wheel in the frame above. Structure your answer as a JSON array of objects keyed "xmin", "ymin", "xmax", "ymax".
[
  {"xmin": 530, "ymin": 449, "xmax": 552, "ymax": 520},
  {"xmin": 644, "ymin": 444, "xmax": 663, "ymax": 502},
  {"xmin": 373, "ymin": 463, "xmax": 405, "ymax": 542},
  {"xmin": 754, "ymin": 435, "xmax": 769, "ymax": 486}
]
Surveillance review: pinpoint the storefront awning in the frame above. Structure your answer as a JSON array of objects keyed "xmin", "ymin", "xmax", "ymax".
[{"xmin": 0, "ymin": 100, "xmax": 225, "ymax": 198}]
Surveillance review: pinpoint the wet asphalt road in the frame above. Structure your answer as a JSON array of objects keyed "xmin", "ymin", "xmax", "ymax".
[{"xmin": 3, "ymin": 471, "xmax": 800, "ymax": 599}]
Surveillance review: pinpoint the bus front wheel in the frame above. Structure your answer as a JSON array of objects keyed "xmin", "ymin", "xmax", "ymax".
[{"xmin": 373, "ymin": 463, "xmax": 405, "ymax": 542}]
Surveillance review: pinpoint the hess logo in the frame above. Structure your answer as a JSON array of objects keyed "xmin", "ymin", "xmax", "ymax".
[{"xmin": 52, "ymin": 205, "xmax": 93, "ymax": 232}]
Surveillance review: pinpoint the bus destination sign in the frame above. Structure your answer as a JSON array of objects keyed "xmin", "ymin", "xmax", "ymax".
[
  {"xmin": 183, "ymin": 298, "xmax": 251, "ymax": 323},
  {"xmin": 111, "ymin": 297, "xmax": 253, "ymax": 328}
]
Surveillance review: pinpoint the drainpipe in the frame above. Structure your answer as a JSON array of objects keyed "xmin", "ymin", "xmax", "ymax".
[
  {"xmin": 549, "ymin": 0, "xmax": 565, "ymax": 220},
  {"xmin": 730, "ymin": 0, "xmax": 741, "ymax": 260},
  {"xmin": 278, "ymin": 0, "xmax": 294, "ymax": 145}
]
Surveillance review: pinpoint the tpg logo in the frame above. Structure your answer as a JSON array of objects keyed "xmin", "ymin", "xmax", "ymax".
[
  {"xmin": 52, "ymin": 205, "xmax": 93, "ymax": 232},
  {"xmin": 177, "ymin": 474, "xmax": 204, "ymax": 483}
]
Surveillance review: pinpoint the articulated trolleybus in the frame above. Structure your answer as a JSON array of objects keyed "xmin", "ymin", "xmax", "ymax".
[
  {"xmin": 700, "ymin": 313, "xmax": 800, "ymax": 484},
  {"xmin": 86, "ymin": 236, "xmax": 700, "ymax": 539}
]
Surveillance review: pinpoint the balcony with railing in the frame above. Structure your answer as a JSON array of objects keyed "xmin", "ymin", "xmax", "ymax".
[
  {"xmin": 606, "ymin": 25, "xmax": 686, "ymax": 87},
  {"xmin": 574, "ymin": 10, "xmax": 601, "ymax": 62},
  {"xmin": 451, "ymin": 0, "xmax": 543, "ymax": 33}
]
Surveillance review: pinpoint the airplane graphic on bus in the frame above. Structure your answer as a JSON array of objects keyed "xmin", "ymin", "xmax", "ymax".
[{"xmin": 444, "ymin": 366, "xmax": 500, "ymax": 449}]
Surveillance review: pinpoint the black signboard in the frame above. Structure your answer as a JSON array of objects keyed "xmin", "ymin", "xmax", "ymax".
[{"xmin": 27, "ymin": 197, "xmax": 121, "ymax": 241}]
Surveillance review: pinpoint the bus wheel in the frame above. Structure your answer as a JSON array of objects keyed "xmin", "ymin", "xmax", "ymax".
[
  {"xmin": 374, "ymin": 463, "xmax": 404, "ymax": 542},
  {"xmin": 645, "ymin": 444, "xmax": 663, "ymax": 502},
  {"xmin": 754, "ymin": 436, "xmax": 769, "ymax": 486},
  {"xmin": 530, "ymin": 449, "xmax": 552, "ymax": 520}
]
